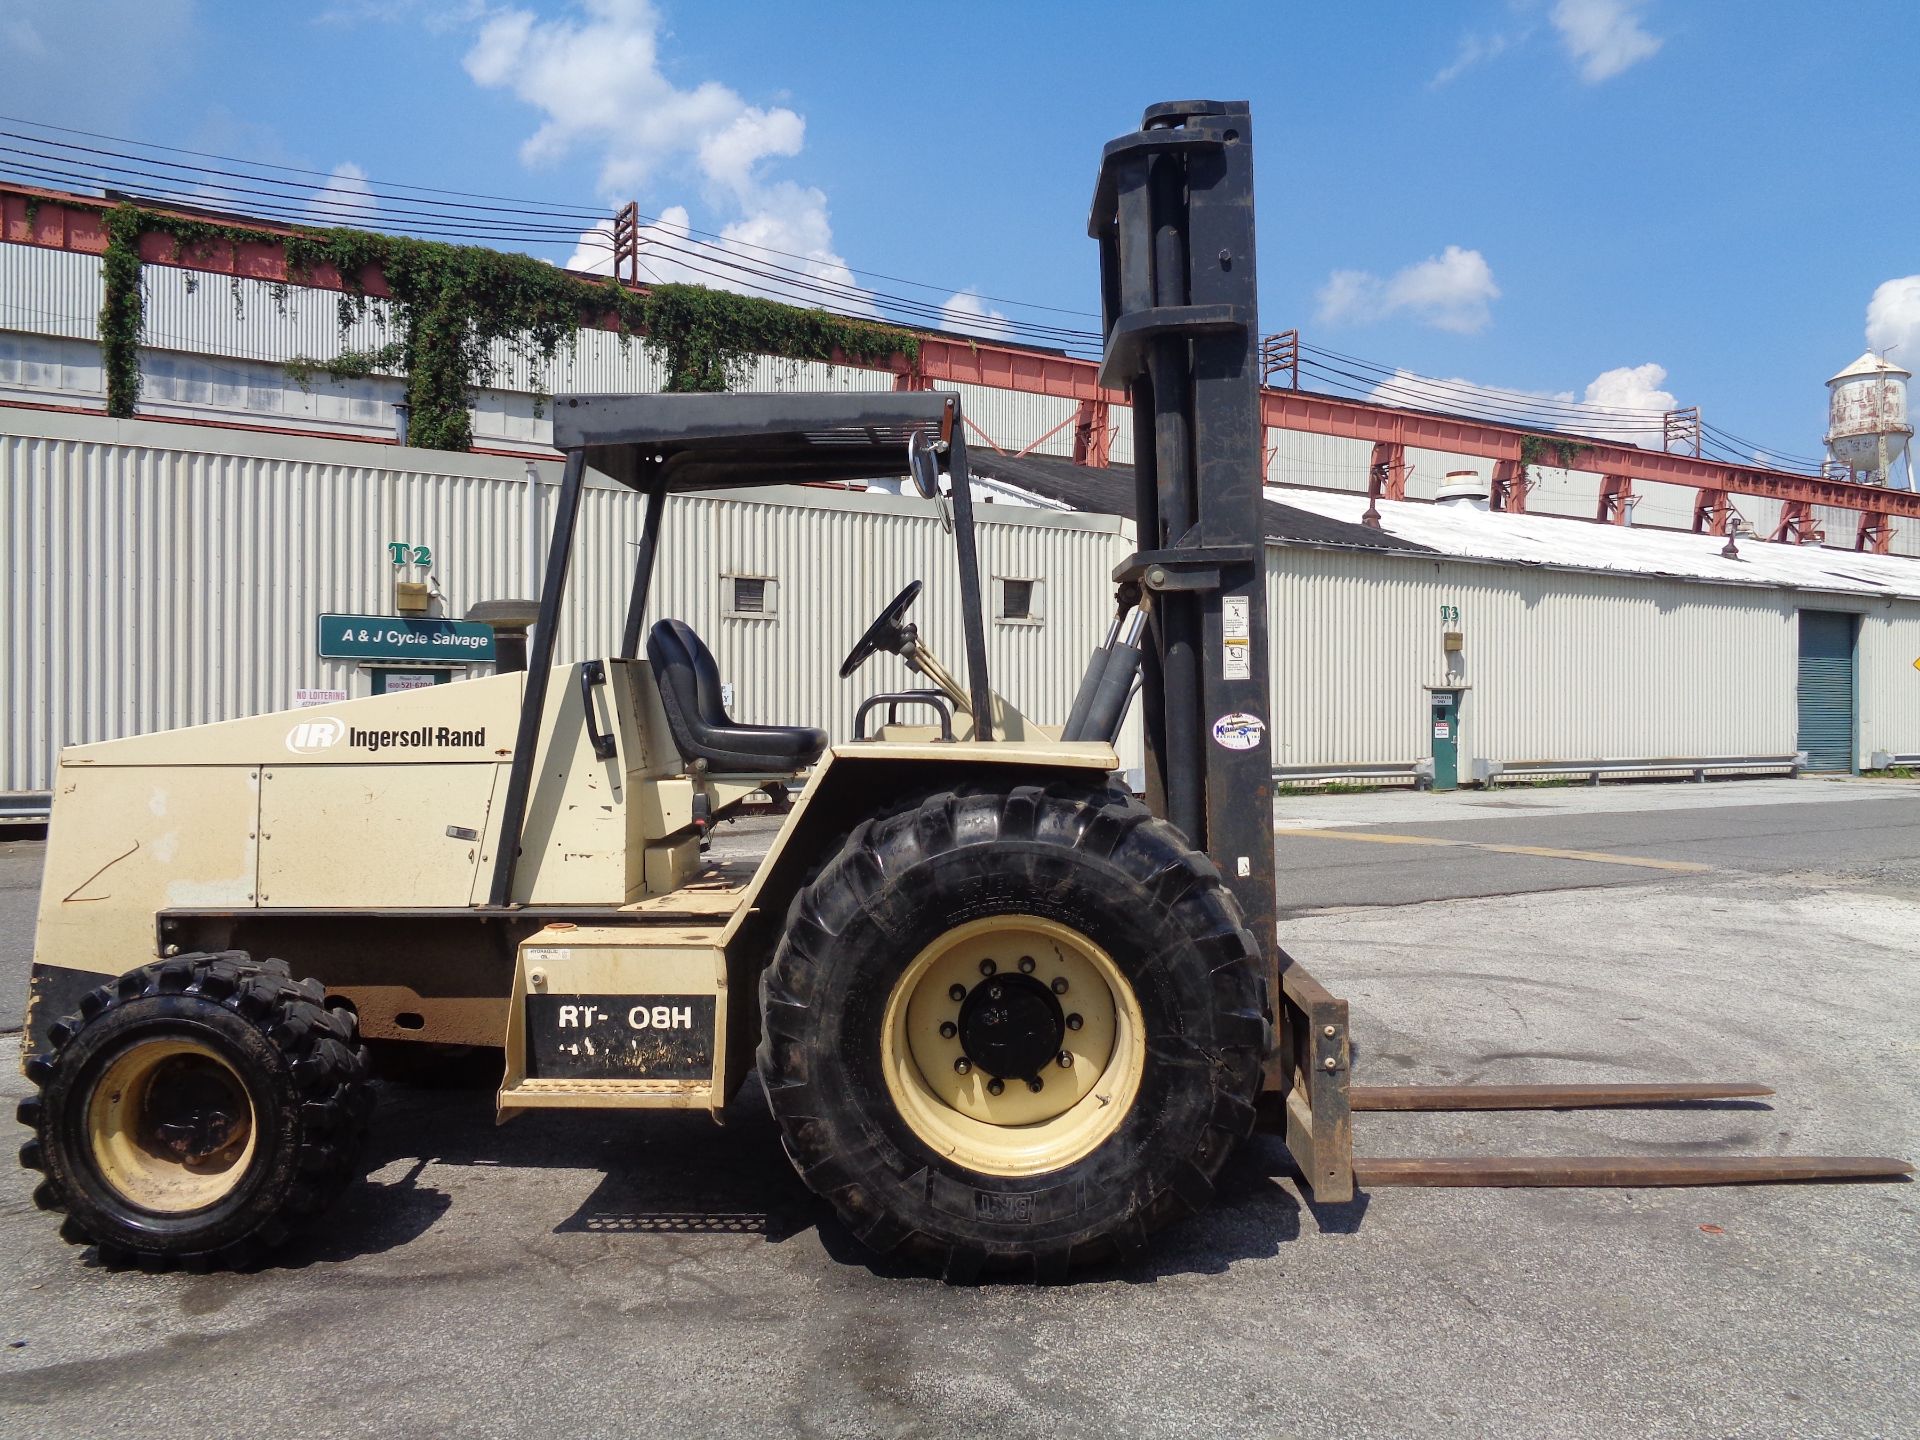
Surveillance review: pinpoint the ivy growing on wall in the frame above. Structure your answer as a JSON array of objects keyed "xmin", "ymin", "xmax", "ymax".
[
  {"xmin": 95, "ymin": 205, "xmax": 920, "ymax": 450},
  {"xmin": 1519, "ymin": 434, "xmax": 1591, "ymax": 470},
  {"xmin": 99, "ymin": 207, "xmax": 149, "ymax": 417}
]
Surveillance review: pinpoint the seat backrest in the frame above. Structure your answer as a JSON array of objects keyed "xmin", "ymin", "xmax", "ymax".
[{"xmin": 647, "ymin": 618, "xmax": 727, "ymax": 727}]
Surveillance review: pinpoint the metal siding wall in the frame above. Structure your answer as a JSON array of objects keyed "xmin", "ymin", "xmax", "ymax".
[
  {"xmin": 1265, "ymin": 543, "xmax": 1798, "ymax": 768},
  {"xmin": 0, "ymin": 245, "xmax": 100, "ymax": 342},
  {"xmin": 6, "ymin": 407, "xmax": 1907, "ymax": 794},
  {"xmin": 141, "ymin": 266, "xmax": 394, "ymax": 364},
  {"xmin": 1856, "ymin": 603, "xmax": 1920, "ymax": 757},
  {"xmin": 953, "ymin": 383, "xmax": 1079, "ymax": 456},
  {"xmin": 1, "ymin": 411, "xmax": 1126, "ymax": 793}
]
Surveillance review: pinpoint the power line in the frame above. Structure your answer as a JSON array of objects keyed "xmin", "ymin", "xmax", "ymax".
[
  {"xmin": 0, "ymin": 115, "xmax": 1101, "ymax": 322},
  {"xmin": 0, "ymin": 148, "xmax": 1104, "ymax": 355}
]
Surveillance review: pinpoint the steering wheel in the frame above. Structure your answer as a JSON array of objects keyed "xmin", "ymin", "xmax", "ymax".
[{"xmin": 839, "ymin": 580, "xmax": 924, "ymax": 679}]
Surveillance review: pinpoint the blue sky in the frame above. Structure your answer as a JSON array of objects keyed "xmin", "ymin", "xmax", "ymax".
[{"xmin": 4, "ymin": 0, "xmax": 1917, "ymax": 461}]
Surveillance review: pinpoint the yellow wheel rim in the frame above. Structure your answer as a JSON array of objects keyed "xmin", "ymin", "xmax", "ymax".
[
  {"xmin": 880, "ymin": 915, "xmax": 1146, "ymax": 1178},
  {"xmin": 85, "ymin": 1037, "xmax": 257, "ymax": 1214}
]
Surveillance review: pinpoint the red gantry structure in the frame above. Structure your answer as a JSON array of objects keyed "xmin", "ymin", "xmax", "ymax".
[{"xmin": 4, "ymin": 181, "xmax": 1916, "ymax": 553}]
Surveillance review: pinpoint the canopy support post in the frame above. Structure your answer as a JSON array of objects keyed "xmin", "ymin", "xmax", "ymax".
[{"xmin": 488, "ymin": 447, "xmax": 587, "ymax": 907}]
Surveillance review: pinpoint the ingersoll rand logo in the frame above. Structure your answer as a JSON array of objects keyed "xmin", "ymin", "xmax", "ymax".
[{"xmin": 285, "ymin": 717, "xmax": 345, "ymax": 753}]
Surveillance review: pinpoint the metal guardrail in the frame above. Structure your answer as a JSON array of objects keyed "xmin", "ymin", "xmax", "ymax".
[
  {"xmin": 1473, "ymin": 755, "xmax": 1803, "ymax": 788},
  {"xmin": 0, "ymin": 792, "xmax": 51, "ymax": 825},
  {"xmin": 1273, "ymin": 761, "xmax": 1431, "ymax": 788},
  {"xmin": 1868, "ymin": 752, "xmax": 1919, "ymax": 770}
]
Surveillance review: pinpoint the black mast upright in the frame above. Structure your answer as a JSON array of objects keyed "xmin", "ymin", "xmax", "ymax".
[{"xmin": 1089, "ymin": 100, "xmax": 1278, "ymax": 968}]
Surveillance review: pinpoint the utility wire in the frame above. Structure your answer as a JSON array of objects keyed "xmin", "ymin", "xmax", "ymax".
[
  {"xmin": 0, "ymin": 116, "xmax": 1101, "ymax": 321},
  {"xmin": 1, "ymin": 116, "xmax": 1831, "ymax": 463}
]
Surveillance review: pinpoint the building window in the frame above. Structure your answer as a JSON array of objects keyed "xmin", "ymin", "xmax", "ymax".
[
  {"xmin": 995, "ymin": 577, "xmax": 1043, "ymax": 625},
  {"xmin": 725, "ymin": 574, "xmax": 776, "ymax": 619}
]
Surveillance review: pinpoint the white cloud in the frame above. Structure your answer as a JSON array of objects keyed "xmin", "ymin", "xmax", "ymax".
[
  {"xmin": 1865, "ymin": 276, "xmax": 1920, "ymax": 363},
  {"xmin": 937, "ymin": 288, "xmax": 1008, "ymax": 335},
  {"xmin": 466, "ymin": 0, "xmax": 863, "ymax": 316},
  {"xmin": 1318, "ymin": 246, "xmax": 1501, "ymax": 334},
  {"xmin": 1551, "ymin": 0, "xmax": 1662, "ymax": 84},
  {"xmin": 1365, "ymin": 362, "xmax": 1676, "ymax": 448},
  {"xmin": 1581, "ymin": 362, "xmax": 1676, "ymax": 447},
  {"xmin": 464, "ymin": 0, "xmax": 799, "ymax": 200},
  {"xmin": 308, "ymin": 162, "xmax": 376, "ymax": 224},
  {"xmin": 1431, "ymin": 31, "xmax": 1519, "ymax": 88}
]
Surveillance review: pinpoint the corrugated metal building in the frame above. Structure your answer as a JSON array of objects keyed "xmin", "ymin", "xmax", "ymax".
[
  {"xmin": 8, "ymin": 407, "xmax": 1920, "ymax": 806},
  {"xmin": 7, "ymin": 230, "xmax": 1920, "ymax": 804},
  {"xmin": 1, "ymin": 409, "xmax": 1130, "ymax": 797}
]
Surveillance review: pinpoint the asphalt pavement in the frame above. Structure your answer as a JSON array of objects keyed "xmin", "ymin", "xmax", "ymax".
[{"xmin": 1, "ymin": 777, "xmax": 1915, "ymax": 1439}]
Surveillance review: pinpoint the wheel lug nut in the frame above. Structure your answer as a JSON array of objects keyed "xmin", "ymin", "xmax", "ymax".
[
  {"xmin": 1057, "ymin": 1051, "xmax": 1073, "ymax": 1068},
  {"xmin": 987, "ymin": 1079, "xmax": 1004, "ymax": 1096},
  {"xmin": 939, "ymin": 1021, "xmax": 957, "ymax": 1039},
  {"xmin": 1027, "ymin": 1077, "xmax": 1045, "ymax": 1093},
  {"xmin": 948, "ymin": 984, "xmax": 966, "ymax": 1002},
  {"xmin": 1051, "ymin": 977, "xmax": 1068, "ymax": 995},
  {"xmin": 1018, "ymin": 956, "xmax": 1036, "ymax": 973},
  {"xmin": 1066, "ymin": 1013, "xmax": 1083, "ymax": 1030},
  {"xmin": 979, "ymin": 958, "xmax": 996, "ymax": 976},
  {"xmin": 954, "ymin": 1057, "xmax": 972, "ymax": 1075}
]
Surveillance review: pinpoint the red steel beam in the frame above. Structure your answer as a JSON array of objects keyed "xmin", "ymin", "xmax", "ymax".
[{"xmin": 9, "ymin": 181, "xmax": 1920, "ymax": 524}]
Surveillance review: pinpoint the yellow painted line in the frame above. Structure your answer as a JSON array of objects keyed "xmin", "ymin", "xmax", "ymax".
[
  {"xmin": 1476, "ymin": 842, "xmax": 1709, "ymax": 873},
  {"xmin": 1279, "ymin": 828, "xmax": 1710, "ymax": 874},
  {"xmin": 1283, "ymin": 829, "xmax": 1458, "ymax": 847}
]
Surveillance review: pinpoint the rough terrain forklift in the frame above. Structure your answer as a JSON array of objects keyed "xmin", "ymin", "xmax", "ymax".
[{"xmin": 17, "ymin": 102, "xmax": 1907, "ymax": 1280}]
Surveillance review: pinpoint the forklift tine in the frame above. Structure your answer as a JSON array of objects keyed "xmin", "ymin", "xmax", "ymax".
[
  {"xmin": 1351, "ymin": 1155, "xmax": 1914, "ymax": 1188},
  {"xmin": 1350, "ymin": 1081, "xmax": 1775, "ymax": 1112}
]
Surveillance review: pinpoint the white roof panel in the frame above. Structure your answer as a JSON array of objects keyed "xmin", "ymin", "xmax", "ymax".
[{"xmin": 1265, "ymin": 483, "xmax": 1920, "ymax": 602}]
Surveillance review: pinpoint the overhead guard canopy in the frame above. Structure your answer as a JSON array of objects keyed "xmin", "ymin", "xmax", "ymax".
[{"xmin": 551, "ymin": 390, "xmax": 959, "ymax": 491}]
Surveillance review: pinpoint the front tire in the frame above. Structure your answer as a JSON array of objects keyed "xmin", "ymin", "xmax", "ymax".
[
  {"xmin": 757, "ymin": 783, "xmax": 1267, "ymax": 1281},
  {"xmin": 18, "ymin": 953, "xmax": 373, "ymax": 1268}
]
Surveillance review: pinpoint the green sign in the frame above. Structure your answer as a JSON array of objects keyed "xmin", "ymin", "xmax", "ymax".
[{"xmin": 316, "ymin": 613, "xmax": 496, "ymax": 664}]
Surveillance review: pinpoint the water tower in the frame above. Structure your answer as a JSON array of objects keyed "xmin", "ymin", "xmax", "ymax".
[{"xmin": 1825, "ymin": 352, "xmax": 1913, "ymax": 488}]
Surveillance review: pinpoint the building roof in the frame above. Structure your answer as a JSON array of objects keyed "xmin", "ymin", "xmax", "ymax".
[
  {"xmin": 966, "ymin": 451, "xmax": 1435, "ymax": 554},
  {"xmin": 1266, "ymin": 483, "xmax": 1920, "ymax": 602}
]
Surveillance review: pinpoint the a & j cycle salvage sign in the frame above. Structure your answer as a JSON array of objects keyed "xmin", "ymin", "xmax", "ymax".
[{"xmin": 316, "ymin": 614, "xmax": 497, "ymax": 664}]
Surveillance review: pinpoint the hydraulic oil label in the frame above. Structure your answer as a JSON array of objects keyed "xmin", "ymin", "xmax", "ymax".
[{"xmin": 524, "ymin": 994, "xmax": 716, "ymax": 1080}]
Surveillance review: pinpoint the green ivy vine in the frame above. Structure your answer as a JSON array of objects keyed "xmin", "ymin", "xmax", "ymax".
[
  {"xmin": 94, "ymin": 204, "xmax": 920, "ymax": 450},
  {"xmin": 99, "ymin": 207, "xmax": 149, "ymax": 417},
  {"xmin": 1519, "ymin": 434, "xmax": 1591, "ymax": 470}
]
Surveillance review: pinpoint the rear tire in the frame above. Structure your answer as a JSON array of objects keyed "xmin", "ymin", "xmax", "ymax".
[
  {"xmin": 17, "ymin": 952, "xmax": 373, "ymax": 1268},
  {"xmin": 757, "ymin": 782, "xmax": 1267, "ymax": 1281}
]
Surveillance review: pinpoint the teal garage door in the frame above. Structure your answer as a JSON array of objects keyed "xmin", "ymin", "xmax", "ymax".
[{"xmin": 1797, "ymin": 611, "xmax": 1856, "ymax": 772}]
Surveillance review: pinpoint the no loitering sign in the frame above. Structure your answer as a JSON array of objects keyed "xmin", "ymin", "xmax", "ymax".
[{"xmin": 316, "ymin": 613, "xmax": 497, "ymax": 664}]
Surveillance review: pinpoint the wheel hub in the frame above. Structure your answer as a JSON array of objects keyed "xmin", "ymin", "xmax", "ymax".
[
  {"xmin": 85, "ymin": 1038, "xmax": 257, "ymax": 1214},
  {"xmin": 880, "ymin": 915, "xmax": 1147, "ymax": 1177},
  {"xmin": 956, "ymin": 973, "xmax": 1064, "ymax": 1085}
]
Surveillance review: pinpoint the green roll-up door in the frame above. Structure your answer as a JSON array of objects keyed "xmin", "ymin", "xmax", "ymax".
[{"xmin": 1797, "ymin": 611, "xmax": 1856, "ymax": 772}]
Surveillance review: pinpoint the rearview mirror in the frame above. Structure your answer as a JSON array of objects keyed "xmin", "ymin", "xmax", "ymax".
[{"xmin": 906, "ymin": 431, "xmax": 942, "ymax": 501}]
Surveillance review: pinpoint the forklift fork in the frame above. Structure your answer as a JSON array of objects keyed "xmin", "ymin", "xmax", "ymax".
[{"xmin": 1269, "ymin": 956, "xmax": 1912, "ymax": 1201}]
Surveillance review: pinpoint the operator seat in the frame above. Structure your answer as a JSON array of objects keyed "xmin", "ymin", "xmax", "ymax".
[{"xmin": 646, "ymin": 619, "xmax": 828, "ymax": 774}]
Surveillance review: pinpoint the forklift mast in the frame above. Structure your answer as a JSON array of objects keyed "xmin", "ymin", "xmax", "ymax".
[{"xmin": 1089, "ymin": 100, "xmax": 1278, "ymax": 969}]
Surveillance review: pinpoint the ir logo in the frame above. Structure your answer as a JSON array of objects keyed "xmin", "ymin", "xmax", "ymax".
[{"xmin": 285, "ymin": 717, "xmax": 345, "ymax": 753}]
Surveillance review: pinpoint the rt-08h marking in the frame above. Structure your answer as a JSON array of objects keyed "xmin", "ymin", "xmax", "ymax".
[{"xmin": 553, "ymin": 1002, "xmax": 696, "ymax": 1031}]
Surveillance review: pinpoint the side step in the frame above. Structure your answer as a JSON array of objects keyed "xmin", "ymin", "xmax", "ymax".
[
  {"xmin": 498, "ymin": 1078, "xmax": 713, "ymax": 1111},
  {"xmin": 1269, "ymin": 955, "xmax": 1913, "ymax": 1201}
]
